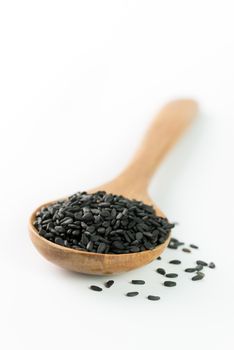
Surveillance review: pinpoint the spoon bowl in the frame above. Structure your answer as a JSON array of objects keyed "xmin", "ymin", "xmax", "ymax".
[
  {"xmin": 29, "ymin": 203, "xmax": 169, "ymax": 275},
  {"xmin": 29, "ymin": 196, "xmax": 169, "ymax": 275},
  {"xmin": 29, "ymin": 99, "xmax": 198, "ymax": 275}
]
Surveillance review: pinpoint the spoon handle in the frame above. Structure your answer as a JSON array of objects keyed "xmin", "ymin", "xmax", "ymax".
[{"xmin": 119, "ymin": 99, "xmax": 198, "ymax": 190}]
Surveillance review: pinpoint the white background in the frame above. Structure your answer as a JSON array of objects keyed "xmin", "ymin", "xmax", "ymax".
[{"xmin": 0, "ymin": 1, "xmax": 234, "ymax": 349}]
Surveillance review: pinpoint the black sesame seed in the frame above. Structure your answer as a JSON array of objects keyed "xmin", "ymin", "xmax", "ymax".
[
  {"xmin": 105, "ymin": 280, "xmax": 114, "ymax": 288},
  {"xmin": 90, "ymin": 285, "xmax": 102, "ymax": 291},
  {"xmin": 81, "ymin": 234, "xmax": 89, "ymax": 245},
  {"xmin": 192, "ymin": 273, "xmax": 205, "ymax": 281},
  {"xmin": 147, "ymin": 295, "xmax": 160, "ymax": 301},
  {"xmin": 144, "ymin": 241, "xmax": 154, "ymax": 250},
  {"xmin": 61, "ymin": 218, "xmax": 73, "ymax": 225},
  {"xmin": 111, "ymin": 208, "xmax": 117, "ymax": 217},
  {"xmin": 87, "ymin": 225, "xmax": 96, "ymax": 233},
  {"xmin": 130, "ymin": 246, "xmax": 140, "ymax": 253},
  {"xmin": 143, "ymin": 232, "xmax": 153, "ymax": 238},
  {"xmin": 131, "ymin": 280, "xmax": 145, "ymax": 285},
  {"xmin": 190, "ymin": 244, "xmax": 199, "ymax": 249},
  {"xmin": 99, "ymin": 202, "xmax": 111, "ymax": 208},
  {"xmin": 185, "ymin": 268, "xmax": 197, "ymax": 273},
  {"xmin": 54, "ymin": 226, "xmax": 65, "ymax": 233},
  {"xmin": 169, "ymin": 260, "xmax": 181, "ymax": 265},
  {"xmin": 82, "ymin": 213, "xmax": 93, "ymax": 222},
  {"xmin": 168, "ymin": 237, "xmax": 184, "ymax": 250},
  {"xmin": 126, "ymin": 292, "xmax": 139, "ymax": 297},
  {"xmin": 157, "ymin": 256, "xmax": 161, "ymax": 260},
  {"xmin": 168, "ymin": 244, "xmax": 178, "ymax": 250},
  {"xmin": 42, "ymin": 219, "xmax": 52, "ymax": 224},
  {"xmin": 44, "ymin": 232, "xmax": 54, "ymax": 239},
  {"xmin": 39, "ymin": 229, "xmax": 47, "ymax": 237},
  {"xmin": 165, "ymin": 273, "xmax": 178, "ymax": 278},
  {"xmin": 54, "ymin": 237, "xmax": 64, "ymax": 245},
  {"xmin": 196, "ymin": 260, "xmax": 208, "ymax": 266},
  {"xmin": 112, "ymin": 241, "xmax": 125, "ymax": 250},
  {"xmin": 209, "ymin": 262, "xmax": 216, "ymax": 269},
  {"xmin": 97, "ymin": 227, "xmax": 105, "ymax": 234},
  {"xmin": 195, "ymin": 264, "xmax": 204, "ymax": 271},
  {"xmin": 97, "ymin": 242, "xmax": 106, "ymax": 253},
  {"xmin": 182, "ymin": 248, "xmax": 191, "ymax": 253},
  {"xmin": 86, "ymin": 241, "xmax": 93, "ymax": 251},
  {"xmin": 131, "ymin": 240, "xmax": 139, "ymax": 245},
  {"xmin": 136, "ymin": 232, "xmax": 143, "ymax": 240},
  {"xmin": 164, "ymin": 281, "xmax": 176, "ymax": 287},
  {"xmin": 157, "ymin": 268, "xmax": 166, "ymax": 275}
]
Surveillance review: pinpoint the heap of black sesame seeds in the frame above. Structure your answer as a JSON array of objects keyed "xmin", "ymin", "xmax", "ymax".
[{"xmin": 34, "ymin": 191, "xmax": 174, "ymax": 254}]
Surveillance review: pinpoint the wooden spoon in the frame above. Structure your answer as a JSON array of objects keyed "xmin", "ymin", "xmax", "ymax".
[{"xmin": 29, "ymin": 99, "xmax": 198, "ymax": 275}]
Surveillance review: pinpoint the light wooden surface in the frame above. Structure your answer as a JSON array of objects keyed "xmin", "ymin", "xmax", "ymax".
[{"xmin": 29, "ymin": 99, "xmax": 198, "ymax": 275}]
